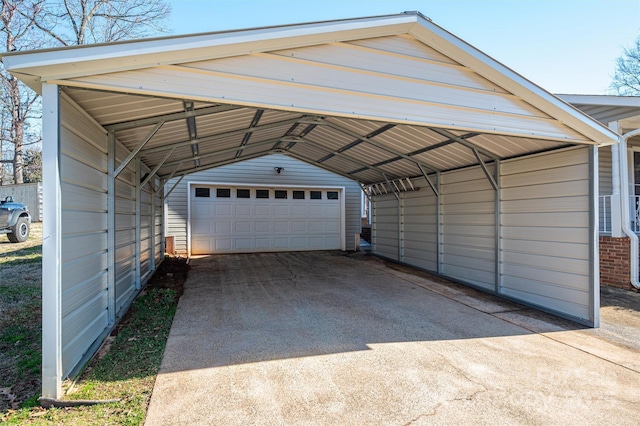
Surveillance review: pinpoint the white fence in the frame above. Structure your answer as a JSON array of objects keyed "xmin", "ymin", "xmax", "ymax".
[{"xmin": 0, "ymin": 182, "xmax": 43, "ymax": 221}]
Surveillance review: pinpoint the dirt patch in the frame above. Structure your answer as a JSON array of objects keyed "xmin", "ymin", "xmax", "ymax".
[{"xmin": 145, "ymin": 256, "xmax": 189, "ymax": 298}]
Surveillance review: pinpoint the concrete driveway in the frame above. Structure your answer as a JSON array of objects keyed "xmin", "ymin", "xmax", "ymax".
[{"xmin": 145, "ymin": 252, "xmax": 640, "ymax": 425}]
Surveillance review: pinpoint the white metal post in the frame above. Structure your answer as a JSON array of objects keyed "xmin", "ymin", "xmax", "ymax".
[
  {"xmin": 436, "ymin": 172, "xmax": 442, "ymax": 275},
  {"xmin": 608, "ymin": 122, "xmax": 622, "ymax": 237},
  {"xmin": 150, "ymin": 181, "xmax": 156, "ymax": 272},
  {"xmin": 494, "ymin": 160, "xmax": 502, "ymax": 294},
  {"xmin": 41, "ymin": 83, "xmax": 62, "ymax": 399},
  {"xmin": 135, "ymin": 156, "xmax": 142, "ymax": 290},
  {"xmin": 107, "ymin": 131, "xmax": 116, "ymax": 325},
  {"xmin": 590, "ymin": 145, "xmax": 601, "ymax": 327}
]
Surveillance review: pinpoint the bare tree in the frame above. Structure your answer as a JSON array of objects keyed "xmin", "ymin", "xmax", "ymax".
[
  {"xmin": 611, "ymin": 36, "xmax": 640, "ymax": 96},
  {"xmin": 0, "ymin": 0, "xmax": 170, "ymax": 185},
  {"xmin": 31, "ymin": 0, "xmax": 171, "ymax": 46},
  {"xmin": 0, "ymin": 0, "xmax": 43, "ymax": 185}
]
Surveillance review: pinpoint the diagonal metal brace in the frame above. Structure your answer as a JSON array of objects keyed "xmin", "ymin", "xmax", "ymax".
[
  {"xmin": 382, "ymin": 173, "xmax": 400, "ymax": 201},
  {"xmin": 416, "ymin": 163, "xmax": 438, "ymax": 197},
  {"xmin": 165, "ymin": 175, "xmax": 184, "ymax": 198},
  {"xmin": 141, "ymin": 147, "xmax": 175, "ymax": 188},
  {"xmin": 428, "ymin": 127, "xmax": 498, "ymax": 160},
  {"xmin": 114, "ymin": 121, "xmax": 165, "ymax": 177},
  {"xmin": 471, "ymin": 148, "xmax": 499, "ymax": 191}
]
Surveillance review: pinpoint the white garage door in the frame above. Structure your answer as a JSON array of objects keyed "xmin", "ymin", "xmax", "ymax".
[{"xmin": 190, "ymin": 185, "xmax": 344, "ymax": 254}]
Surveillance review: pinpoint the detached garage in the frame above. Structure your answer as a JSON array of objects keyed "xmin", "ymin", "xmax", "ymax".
[
  {"xmin": 1, "ymin": 12, "xmax": 618, "ymax": 399},
  {"xmin": 165, "ymin": 154, "xmax": 362, "ymax": 256}
]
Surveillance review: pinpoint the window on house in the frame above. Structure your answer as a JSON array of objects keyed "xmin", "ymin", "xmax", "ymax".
[
  {"xmin": 327, "ymin": 191, "xmax": 339, "ymax": 200},
  {"xmin": 216, "ymin": 188, "xmax": 231, "ymax": 198},
  {"xmin": 292, "ymin": 190, "xmax": 305, "ymax": 199},
  {"xmin": 275, "ymin": 190, "xmax": 288, "ymax": 199},
  {"xmin": 256, "ymin": 189, "xmax": 270, "ymax": 199},
  {"xmin": 310, "ymin": 191, "xmax": 322, "ymax": 200},
  {"xmin": 237, "ymin": 189, "xmax": 250, "ymax": 198},
  {"xmin": 195, "ymin": 188, "xmax": 210, "ymax": 197}
]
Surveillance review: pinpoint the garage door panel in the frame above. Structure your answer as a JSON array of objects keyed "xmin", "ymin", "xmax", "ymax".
[
  {"xmin": 291, "ymin": 221, "xmax": 307, "ymax": 232},
  {"xmin": 215, "ymin": 221, "xmax": 232, "ymax": 233},
  {"xmin": 255, "ymin": 221, "xmax": 270, "ymax": 232},
  {"xmin": 309, "ymin": 221, "xmax": 325, "ymax": 232},
  {"xmin": 273, "ymin": 221, "xmax": 289, "ymax": 232},
  {"xmin": 235, "ymin": 238, "xmax": 253, "ymax": 250},
  {"xmin": 255, "ymin": 238, "xmax": 271, "ymax": 249},
  {"xmin": 214, "ymin": 203, "xmax": 233, "ymax": 216},
  {"xmin": 236, "ymin": 204, "xmax": 252, "ymax": 215},
  {"xmin": 191, "ymin": 185, "xmax": 343, "ymax": 254},
  {"xmin": 236, "ymin": 221, "xmax": 252, "ymax": 233},
  {"xmin": 292, "ymin": 237, "xmax": 308, "ymax": 249},
  {"xmin": 291, "ymin": 205, "xmax": 306, "ymax": 215},
  {"xmin": 273, "ymin": 205, "xmax": 289, "ymax": 216},
  {"xmin": 215, "ymin": 238, "xmax": 232, "ymax": 251}
]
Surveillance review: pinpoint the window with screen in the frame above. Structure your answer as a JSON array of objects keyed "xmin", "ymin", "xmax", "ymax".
[
  {"xmin": 237, "ymin": 189, "xmax": 250, "ymax": 198},
  {"xmin": 195, "ymin": 188, "xmax": 210, "ymax": 198}
]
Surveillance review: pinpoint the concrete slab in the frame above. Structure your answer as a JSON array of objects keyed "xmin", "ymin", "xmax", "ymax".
[{"xmin": 146, "ymin": 252, "xmax": 640, "ymax": 425}]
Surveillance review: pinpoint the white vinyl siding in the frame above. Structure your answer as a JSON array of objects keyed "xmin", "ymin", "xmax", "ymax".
[
  {"xmin": 500, "ymin": 147, "xmax": 592, "ymax": 321},
  {"xmin": 441, "ymin": 167, "xmax": 496, "ymax": 290},
  {"xmin": 166, "ymin": 154, "xmax": 361, "ymax": 254}
]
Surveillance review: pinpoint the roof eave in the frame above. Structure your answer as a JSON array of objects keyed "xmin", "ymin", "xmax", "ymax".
[
  {"xmin": 408, "ymin": 16, "xmax": 619, "ymax": 146},
  {"xmin": 2, "ymin": 14, "xmax": 417, "ymax": 92}
]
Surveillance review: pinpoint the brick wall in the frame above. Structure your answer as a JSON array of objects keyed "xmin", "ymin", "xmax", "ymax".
[{"xmin": 599, "ymin": 236, "xmax": 635, "ymax": 290}]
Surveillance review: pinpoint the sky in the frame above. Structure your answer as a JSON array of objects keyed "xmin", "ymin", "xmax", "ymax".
[{"xmin": 165, "ymin": 0, "xmax": 640, "ymax": 95}]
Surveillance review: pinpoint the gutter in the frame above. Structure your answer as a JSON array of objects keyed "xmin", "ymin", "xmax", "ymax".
[{"xmin": 618, "ymin": 128, "xmax": 640, "ymax": 289}]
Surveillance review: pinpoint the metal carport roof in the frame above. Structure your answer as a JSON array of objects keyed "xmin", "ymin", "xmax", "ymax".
[{"xmin": 2, "ymin": 12, "xmax": 618, "ymax": 188}]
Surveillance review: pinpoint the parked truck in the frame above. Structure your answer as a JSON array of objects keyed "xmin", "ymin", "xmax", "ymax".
[{"xmin": 0, "ymin": 196, "xmax": 31, "ymax": 243}]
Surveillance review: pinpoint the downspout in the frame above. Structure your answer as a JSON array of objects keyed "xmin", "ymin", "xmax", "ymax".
[{"xmin": 618, "ymin": 128, "xmax": 640, "ymax": 289}]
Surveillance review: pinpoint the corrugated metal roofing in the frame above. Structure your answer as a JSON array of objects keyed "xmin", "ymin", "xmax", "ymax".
[{"xmin": 3, "ymin": 12, "xmax": 620, "ymax": 186}]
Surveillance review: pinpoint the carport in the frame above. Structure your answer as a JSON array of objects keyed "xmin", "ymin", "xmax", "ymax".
[{"xmin": 1, "ymin": 11, "xmax": 618, "ymax": 399}]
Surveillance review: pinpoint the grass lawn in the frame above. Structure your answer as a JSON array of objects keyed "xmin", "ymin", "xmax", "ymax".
[{"xmin": 0, "ymin": 222, "xmax": 187, "ymax": 425}]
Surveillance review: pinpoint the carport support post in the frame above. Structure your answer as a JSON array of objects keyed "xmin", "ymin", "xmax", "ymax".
[
  {"xmin": 41, "ymin": 83, "xmax": 62, "ymax": 399},
  {"xmin": 135, "ymin": 156, "xmax": 142, "ymax": 289},
  {"xmin": 494, "ymin": 160, "xmax": 502, "ymax": 293},
  {"xmin": 150, "ymin": 182, "xmax": 156, "ymax": 272},
  {"xmin": 436, "ymin": 172, "xmax": 442, "ymax": 275},
  {"xmin": 107, "ymin": 131, "xmax": 117, "ymax": 326},
  {"xmin": 590, "ymin": 146, "xmax": 601, "ymax": 327}
]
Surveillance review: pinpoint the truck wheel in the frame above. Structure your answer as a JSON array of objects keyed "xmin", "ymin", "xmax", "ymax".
[{"xmin": 8, "ymin": 217, "xmax": 30, "ymax": 243}]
